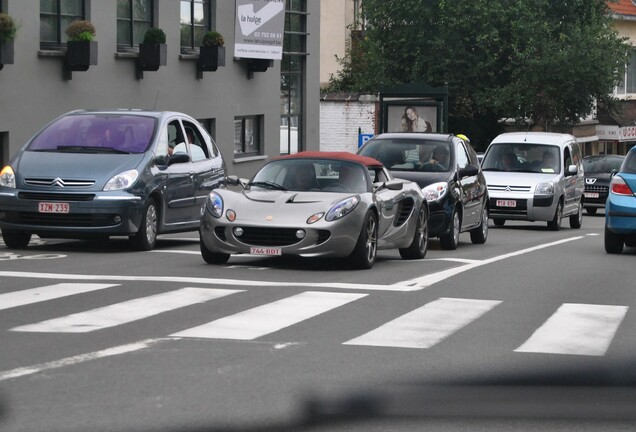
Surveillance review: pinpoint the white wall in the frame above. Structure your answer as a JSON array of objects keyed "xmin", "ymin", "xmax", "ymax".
[{"xmin": 320, "ymin": 95, "xmax": 377, "ymax": 153}]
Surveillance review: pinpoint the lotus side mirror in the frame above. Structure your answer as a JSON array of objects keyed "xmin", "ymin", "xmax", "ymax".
[{"xmin": 384, "ymin": 180, "xmax": 403, "ymax": 191}]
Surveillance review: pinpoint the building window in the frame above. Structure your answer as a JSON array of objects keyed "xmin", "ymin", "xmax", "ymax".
[
  {"xmin": 234, "ymin": 116, "xmax": 262, "ymax": 157},
  {"xmin": 616, "ymin": 49, "xmax": 636, "ymax": 96},
  {"xmin": 280, "ymin": 0, "xmax": 307, "ymax": 155},
  {"xmin": 40, "ymin": 0, "xmax": 85, "ymax": 49},
  {"xmin": 117, "ymin": 0, "xmax": 154, "ymax": 51},
  {"xmin": 180, "ymin": 0, "xmax": 215, "ymax": 53}
]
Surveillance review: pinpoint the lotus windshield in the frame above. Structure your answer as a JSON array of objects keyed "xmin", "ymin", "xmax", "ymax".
[
  {"xmin": 250, "ymin": 159, "xmax": 369, "ymax": 193},
  {"xmin": 27, "ymin": 114, "xmax": 156, "ymax": 154}
]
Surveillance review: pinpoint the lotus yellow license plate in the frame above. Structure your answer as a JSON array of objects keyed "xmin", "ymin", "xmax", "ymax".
[
  {"xmin": 38, "ymin": 202, "xmax": 70, "ymax": 213},
  {"xmin": 250, "ymin": 247, "xmax": 282, "ymax": 256}
]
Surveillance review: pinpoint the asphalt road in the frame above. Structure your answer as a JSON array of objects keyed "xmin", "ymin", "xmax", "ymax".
[{"xmin": 2, "ymin": 212, "xmax": 636, "ymax": 431}]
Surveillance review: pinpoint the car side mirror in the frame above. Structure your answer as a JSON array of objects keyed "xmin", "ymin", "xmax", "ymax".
[
  {"xmin": 383, "ymin": 180, "xmax": 403, "ymax": 191},
  {"xmin": 459, "ymin": 164, "xmax": 479, "ymax": 178},
  {"xmin": 168, "ymin": 152, "xmax": 190, "ymax": 165},
  {"xmin": 566, "ymin": 164, "xmax": 577, "ymax": 176},
  {"xmin": 225, "ymin": 175, "xmax": 248, "ymax": 188}
]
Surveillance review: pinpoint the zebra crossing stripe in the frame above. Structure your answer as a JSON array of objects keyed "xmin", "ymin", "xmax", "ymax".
[
  {"xmin": 0, "ymin": 283, "xmax": 119, "ymax": 311},
  {"xmin": 344, "ymin": 297, "xmax": 501, "ymax": 349},
  {"xmin": 172, "ymin": 291, "xmax": 367, "ymax": 340},
  {"xmin": 515, "ymin": 303, "xmax": 628, "ymax": 356},
  {"xmin": 11, "ymin": 288, "xmax": 241, "ymax": 333}
]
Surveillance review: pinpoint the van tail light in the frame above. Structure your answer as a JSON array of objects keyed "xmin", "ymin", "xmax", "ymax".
[{"xmin": 610, "ymin": 176, "xmax": 634, "ymax": 196}]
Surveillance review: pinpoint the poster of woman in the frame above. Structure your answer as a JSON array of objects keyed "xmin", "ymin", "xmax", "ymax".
[{"xmin": 386, "ymin": 105, "xmax": 437, "ymax": 133}]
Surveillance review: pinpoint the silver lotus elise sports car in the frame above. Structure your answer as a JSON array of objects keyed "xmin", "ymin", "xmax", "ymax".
[{"xmin": 199, "ymin": 151, "xmax": 429, "ymax": 269}]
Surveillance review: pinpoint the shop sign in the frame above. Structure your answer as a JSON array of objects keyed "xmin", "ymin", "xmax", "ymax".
[
  {"xmin": 597, "ymin": 125, "xmax": 619, "ymax": 140},
  {"xmin": 234, "ymin": 0, "xmax": 285, "ymax": 60},
  {"xmin": 619, "ymin": 126, "xmax": 636, "ymax": 142}
]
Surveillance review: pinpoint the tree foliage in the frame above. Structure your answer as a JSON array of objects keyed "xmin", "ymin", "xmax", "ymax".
[{"xmin": 326, "ymin": 0, "xmax": 630, "ymax": 146}]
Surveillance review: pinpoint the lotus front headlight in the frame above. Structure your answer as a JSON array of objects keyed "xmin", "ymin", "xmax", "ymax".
[
  {"xmin": 325, "ymin": 196, "xmax": 359, "ymax": 221},
  {"xmin": 422, "ymin": 182, "xmax": 448, "ymax": 202},
  {"xmin": 535, "ymin": 182, "xmax": 554, "ymax": 195},
  {"xmin": 206, "ymin": 192, "xmax": 224, "ymax": 218},
  {"xmin": 103, "ymin": 169, "xmax": 139, "ymax": 191},
  {"xmin": 0, "ymin": 166, "xmax": 16, "ymax": 189}
]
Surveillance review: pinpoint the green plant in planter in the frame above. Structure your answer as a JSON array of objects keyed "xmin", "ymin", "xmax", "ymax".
[
  {"xmin": 202, "ymin": 31, "xmax": 224, "ymax": 47},
  {"xmin": 0, "ymin": 13, "xmax": 18, "ymax": 42},
  {"xmin": 138, "ymin": 27, "xmax": 167, "ymax": 77},
  {"xmin": 198, "ymin": 30, "xmax": 225, "ymax": 76},
  {"xmin": 143, "ymin": 27, "xmax": 166, "ymax": 45},
  {"xmin": 0, "ymin": 12, "xmax": 17, "ymax": 70},
  {"xmin": 65, "ymin": 20, "xmax": 96, "ymax": 42}
]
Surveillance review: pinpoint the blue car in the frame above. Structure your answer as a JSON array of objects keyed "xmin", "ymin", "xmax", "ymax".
[{"xmin": 605, "ymin": 147, "xmax": 636, "ymax": 254}]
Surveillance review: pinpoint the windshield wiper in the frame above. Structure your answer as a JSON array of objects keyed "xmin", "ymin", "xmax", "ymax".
[
  {"xmin": 56, "ymin": 145, "xmax": 130, "ymax": 154},
  {"xmin": 248, "ymin": 181, "xmax": 287, "ymax": 191}
]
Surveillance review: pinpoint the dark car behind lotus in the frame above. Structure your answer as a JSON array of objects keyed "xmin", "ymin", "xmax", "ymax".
[{"xmin": 358, "ymin": 133, "xmax": 489, "ymax": 250}]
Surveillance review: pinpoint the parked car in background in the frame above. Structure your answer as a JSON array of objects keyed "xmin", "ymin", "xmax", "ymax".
[
  {"xmin": 358, "ymin": 133, "xmax": 489, "ymax": 250},
  {"xmin": 481, "ymin": 132, "xmax": 584, "ymax": 231},
  {"xmin": 199, "ymin": 151, "xmax": 428, "ymax": 269},
  {"xmin": 0, "ymin": 109, "xmax": 226, "ymax": 250},
  {"xmin": 605, "ymin": 147, "xmax": 636, "ymax": 254},
  {"xmin": 582, "ymin": 154, "xmax": 625, "ymax": 215}
]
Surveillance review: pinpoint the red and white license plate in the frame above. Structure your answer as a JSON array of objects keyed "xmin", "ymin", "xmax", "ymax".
[
  {"xmin": 38, "ymin": 202, "xmax": 70, "ymax": 213},
  {"xmin": 496, "ymin": 199, "xmax": 517, "ymax": 208},
  {"xmin": 584, "ymin": 192, "xmax": 599, "ymax": 199},
  {"xmin": 250, "ymin": 247, "xmax": 282, "ymax": 256}
]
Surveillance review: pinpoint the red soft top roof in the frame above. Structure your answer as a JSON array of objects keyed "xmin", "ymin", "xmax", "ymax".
[{"xmin": 274, "ymin": 151, "xmax": 383, "ymax": 168}]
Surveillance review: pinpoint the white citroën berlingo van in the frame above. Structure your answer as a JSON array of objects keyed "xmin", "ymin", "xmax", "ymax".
[{"xmin": 481, "ymin": 132, "xmax": 584, "ymax": 230}]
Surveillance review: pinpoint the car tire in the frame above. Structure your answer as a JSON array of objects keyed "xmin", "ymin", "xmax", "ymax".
[
  {"xmin": 586, "ymin": 207, "xmax": 597, "ymax": 215},
  {"xmin": 493, "ymin": 219, "xmax": 505, "ymax": 227},
  {"xmin": 605, "ymin": 227, "xmax": 624, "ymax": 254},
  {"xmin": 547, "ymin": 201, "xmax": 563, "ymax": 231},
  {"xmin": 130, "ymin": 198, "xmax": 158, "ymax": 251},
  {"xmin": 350, "ymin": 211, "xmax": 378, "ymax": 269},
  {"xmin": 470, "ymin": 204, "xmax": 489, "ymax": 244},
  {"xmin": 200, "ymin": 235, "xmax": 230, "ymax": 264},
  {"xmin": 569, "ymin": 200, "xmax": 583, "ymax": 229},
  {"xmin": 440, "ymin": 208, "xmax": 461, "ymax": 250},
  {"xmin": 399, "ymin": 205, "xmax": 428, "ymax": 260},
  {"xmin": 2, "ymin": 229, "xmax": 31, "ymax": 249}
]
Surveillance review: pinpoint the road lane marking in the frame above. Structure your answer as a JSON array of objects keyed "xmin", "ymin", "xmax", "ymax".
[
  {"xmin": 0, "ymin": 271, "xmax": 416, "ymax": 291},
  {"xmin": 10, "ymin": 288, "xmax": 241, "ymax": 333},
  {"xmin": 0, "ymin": 235, "xmax": 587, "ymax": 292},
  {"xmin": 0, "ymin": 338, "xmax": 171, "ymax": 382},
  {"xmin": 398, "ymin": 236, "xmax": 584, "ymax": 289},
  {"xmin": 344, "ymin": 297, "xmax": 501, "ymax": 349},
  {"xmin": 172, "ymin": 291, "xmax": 367, "ymax": 340},
  {"xmin": 515, "ymin": 303, "xmax": 628, "ymax": 356},
  {"xmin": 0, "ymin": 283, "xmax": 119, "ymax": 311}
]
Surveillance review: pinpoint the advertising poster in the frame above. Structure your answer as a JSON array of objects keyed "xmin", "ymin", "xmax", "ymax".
[
  {"xmin": 386, "ymin": 104, "xmax": 438, "ymax": 133},
  {"xmin": 234, "ymin": 0, "xmax": 285, "ymax": 60}
]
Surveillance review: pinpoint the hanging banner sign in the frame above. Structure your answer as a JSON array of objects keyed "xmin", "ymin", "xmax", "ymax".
[{"xmin": 234, "ymin": 0, "xmax": 285, "ymax": 60}]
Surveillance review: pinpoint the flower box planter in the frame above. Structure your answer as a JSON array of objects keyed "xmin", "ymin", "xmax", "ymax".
[
  {"xmin": 199, "ymin": 45, "xmax": 225, "ymax": 71},
  {"xmin": 197, "ymin": 45, "xmax": 225, "ymax": 78},
  {"xmin": 64, "ymin": 40, "xmax": 98, "ymax": 79},
  {"xmin": 0, "ymin": 39, "xmax": 14, "ymax": 70},
  {"xmin": 137, "ymin": 43, "xmax": 167, "ymax": 78},
  {"xmin": 66, "ymin": 40, "xmax": 98, "ymax": 71}
]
